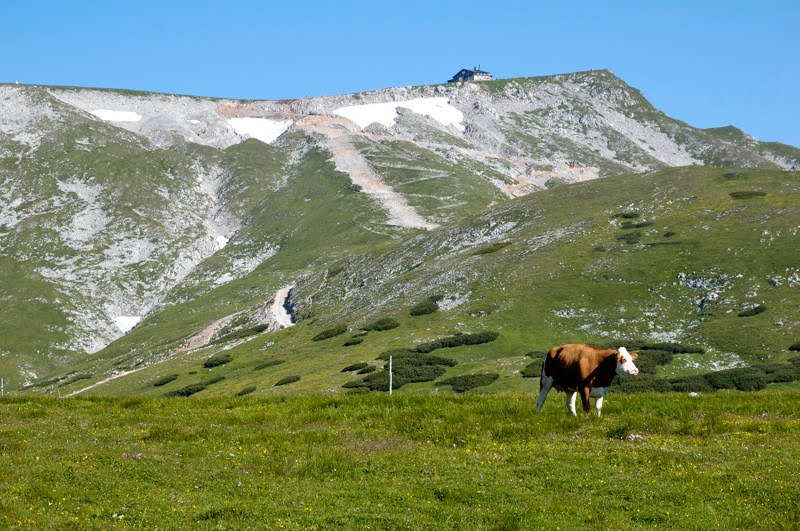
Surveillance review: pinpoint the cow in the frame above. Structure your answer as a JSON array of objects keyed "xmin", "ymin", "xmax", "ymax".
[{"xmin": 536, "ymin": 343, "xmax": 639, "ymax": 416}]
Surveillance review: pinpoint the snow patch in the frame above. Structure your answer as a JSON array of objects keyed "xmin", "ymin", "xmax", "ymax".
[
  {"xmin": 114, "ymin": 316, "xmax": 141, "ymax": 333},
  {"xmin": 215, "ymin": 235, "xmax": 229, "ymax": 249},
  {"xmin": 228, "ymin": 117, "xmax": 292, "ymax": 144},
  {"xmin": 334, "ymin": 98, "xmax": 464, "ymax": 131},
  {"xmin": 91, "ymin": 110, "xmax": 142, "ymax": 122}
]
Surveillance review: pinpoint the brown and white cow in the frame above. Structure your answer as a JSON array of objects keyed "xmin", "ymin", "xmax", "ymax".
[{"xmin": 536, "ymin": 343, "xmax": 639, "ymax": 416}]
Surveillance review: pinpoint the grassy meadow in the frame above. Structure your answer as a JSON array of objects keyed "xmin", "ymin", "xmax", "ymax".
[{"xmin": 2, "ymin": 390, "xmax": 799, "ymax": 529}]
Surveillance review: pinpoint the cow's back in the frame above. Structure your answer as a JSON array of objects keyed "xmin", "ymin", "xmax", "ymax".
[
  {"xmin": 543, "ymin": 344, "xmax": 585, "ymax": 391},
  {"xmin": 544, "ymin": 343, "xmax": 610, "ymax": 391}
]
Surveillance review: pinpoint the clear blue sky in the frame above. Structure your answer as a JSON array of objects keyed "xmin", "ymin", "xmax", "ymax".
[{"xmin": 3, "ymin": 0, "xmax": 798, "ymax": 146}]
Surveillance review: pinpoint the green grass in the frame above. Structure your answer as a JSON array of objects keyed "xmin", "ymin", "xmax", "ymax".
[{"xmin": 1, "ymin": 391, "xmax": 798, "ymax": 528}]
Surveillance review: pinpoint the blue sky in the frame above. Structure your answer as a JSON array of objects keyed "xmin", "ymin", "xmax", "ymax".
[{"xmin": 3, "ymin": 0, "xmax": 798, "ymax": 146}]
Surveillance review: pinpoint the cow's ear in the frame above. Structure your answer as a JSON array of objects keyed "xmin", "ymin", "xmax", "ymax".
[{"xmin": 631, "ymin": 351, "xmax": 638, "ymax": 360}]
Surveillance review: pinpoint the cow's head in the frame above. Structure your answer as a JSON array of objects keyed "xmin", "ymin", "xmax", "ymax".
[{"xmin": 615, "ymin": 347, "xmax": 639, "ymax": 376}]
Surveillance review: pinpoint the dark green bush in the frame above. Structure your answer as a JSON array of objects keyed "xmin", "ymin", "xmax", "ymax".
[
  {"xmin": 236, "ymin": 385, "xmax": 256, "ymax": 396},
  {"xmin": 152, "ymin": 374, "xmax": 179, "ymax": 387},
  {"xmin": 342, "ymin": 362, "xmax": 369, "ymax": 372},
  {"xmin": 520, "ymin": 360, "xmax": 543, "ymax": 378},
  {"xmin": 203, "ymin": 353, "xmax": 233, "ymax": 368},
  {"xmin": 202, "ymin": 376, "xmax": 226, "ymax": 386},
  {"xmin": 663, "ymin": 231, "xmax": 678, "ymax": 238},
  {"xmin": 343, "ymin": 337, "xmax": 364, "ymax": 347},
  {"xmin": 210, "ymin": 324, "xmax": 270, "ymax": 346},
  {"xmin": 312, "ymin": 325, "xmax": 348, "ymax": 341},
  {"xmin": 704, "ymin": 367, "xmax": 767, "ymax": 391},
  {"xmin": 789, "ymin": 342, "xmax": 800, "ymax": 352},
  {"xmin": 275, "ymin": 375, "xmax": 300, "ymax": 386},
  {"xmin": 164, "ymin": 383, "xmax": 207, "ymax": 397},
  {"xmin": 642, "ymin": 342, "xmax": 705, "ymax": 354},
  {"xmin": 253, "ymin": 359, "xmax": 285, "ymax": 371},
  {"xmin": 410, "ymin": 299, "xmax": 438, "ymax": 316},
  {"xmin": 357, "ymin": 365, "xmax": 376, "ymax": 374},
  {"xmin": 617, "ymin": 231, "xmax": 642, "ymax": 244},
  {"xmin": 415, "ymin": 331, "xmax": 499, "ymax": 354},
  {"xmin": 633, "ymin": 350, "xmax": 675, "ymax": 375},
  {"xmin": 620, "ymin": 221, "xmax": 653, "ymax": 229},
  {"xmin": 362, "ymin": 318, "xmax": 401, "ymax": 331},
  {"xmin": 614, "ymin": 211, "xmax": 640, "ymax": 219},
  {"xmin": 436, "ymin": 373, "xmax": 499, "ymax": 393},
  {"xmin": 616, "ymin": 376, "xmax": 674, "ymax": 393},
  {"xmin": 59, "ymin": 373, "xmax": 93, "ymax": 386},
  {"xmin": 358, "ymin": 365, "xmax": 447, "ymax": 392},
  {"xmin": 738, "ymin": 305, "xmax": 767, "ymax": 317},
  {"xmin": 669, "ymin": 375, "xmax": 715, "ymax": 393},
  {"xmin": 730, "ymin": 191, "xmax": 766, "ymax": 199},
  {"xmin": 472, "ymin": 241, "xmax": 511, "ymax": 255},
  {"xmin": 760, "ymin": 363, "xmax": 800, "ymax": 383}
]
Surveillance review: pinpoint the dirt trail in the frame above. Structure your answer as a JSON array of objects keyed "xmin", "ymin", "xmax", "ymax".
[
  {"xmin": 270, "ymin": 284, "xmax": 295, "ymax": 329},
  {"xmin": 297, "ymin": 115, "xmax": 438, "ymax": 230}
]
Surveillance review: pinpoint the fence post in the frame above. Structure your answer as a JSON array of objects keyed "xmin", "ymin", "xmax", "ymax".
[{"xmin": 389, "ymin": 356, "xmax": 393, "ymax": 396}]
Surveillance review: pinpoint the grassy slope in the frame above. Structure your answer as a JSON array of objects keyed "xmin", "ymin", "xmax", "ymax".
[
  {"xmin": 1, "ymin": 391, "xmax": 798, "ymax": 529},
  {"xmin": 43, "ymin": 166, "xmax": 799, "ymax": 399}
]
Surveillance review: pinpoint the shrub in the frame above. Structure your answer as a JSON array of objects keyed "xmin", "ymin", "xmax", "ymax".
[
  {"xmin": 210, "ymin": 324, "xmax": 270, "ymax": 346},
  {"xmin": 312, "ymin": 325, "xmax": 348, "ymax": 341},
  {"xmin": 662, "ymin": 231, "xmax": 678, "ymax": 238},
  {"xmin": 642, "ymin": 342, "xmax": 705, "ymax": 354},
  {"xmin": 614, "ymin": 211, "xmax": 640, "ymax": 219},
  {"xmin": 729, "ymin": 191, "xmax": 766, "ymax": 199},
  {"xmin": 203, "ymin": 353, "xmax": 233, "ymax": 368},
  {"xmin": 616, "ymin": 376, "xmax": 673, "ymax": 393},
  {"xmin": 410, "ymin": 299, "xmax": 438, "ymax": 316},
  {"xmin": 342, "ymin": 362, "xmax": 369, "ymax": 372},
  {"xmin": 164, "ymin": 383, "xmax": 207, "ymax": 397},
  {"xmin": 59, "ymin": 373, "xmax": 93, "ymax": 386},
  {"xmin": 275, "ymin": 375, "xmax": 301, "ymax": 386},
  {"xmin": 202, "ymin": 376, "xmax": 225, "ymax": 386},
  {"xmin": 253, "ymin": 359, "xmax": 285, "ymax": 371},
  {"xmin": 617, "ymin": 231, "xmax": 642, "ymax": 244},
  {"xmin": 669, "ymin": 375, "xmax": 714, "ymax": 393},
  {"xmin": 152, "ymin": 374, "xmax": 179, "ymax": 387},
  {"xmin": 520, "ymin": 360, "xmax": 543, "ymax": 378},
  {"xmin": 343, "ymin": 337, "xmax": 364, "ymax": 347},
  {"xmin": 620, "ymin": 221, "xmax": 653, "ymax": 229},
  {"xmin": 415, "ymin": 331, "xmax": 499, "ymax": 354},
  {"xmin": 789, "ymin": 342, "xmax": 800, "ymax": 352},
  {"xmin": 704, "ymin": 367, "xmax": 767, "ymax": 391},
  {"xmin": 436, "ymin": 373, "xmax": 499, "ymax": 393},
  {"xmin": 362, "ymin": 318, "xmax": 401, "ymax": 331},
  {"xmin": 760, "ymin": 363, "xmax": 800, "ymax": 383},
  {"xmin": 472, "ymin": 241, "xmax": 511, "ymax": 255},
  {"xmin": 738, "ymin": 305, "xmax": 767, "ymax": 317},
  {"xmin": 359, "ymin": 365, "xmax": 447, "ymax": 392},
  {"xmin": 357, "ymin": 365, "xmax": 376, "ymax": 374},
  {"xmin": 236, "ymin": 385, "xmax": 256, "ymax": 396}
]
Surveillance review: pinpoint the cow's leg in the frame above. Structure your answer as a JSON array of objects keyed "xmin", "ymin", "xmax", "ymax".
[
  {"xmin": 566, "ymin": 392, "xmax": 578, "ymax": 416},
  {"xmin": 536, "ymin": 372, "xmax": 553, "ymax": 412},
  {"xmin": 594, "ymin": 396, "xmax": 604, "ymax": 416},
  {"xmin": 579, "ymin": 387, "xmax": 592, "ymax": 413}
]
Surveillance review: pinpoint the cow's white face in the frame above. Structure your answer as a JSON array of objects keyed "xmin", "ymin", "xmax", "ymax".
[{"xmin": 615, "ymin": 347, "xmax": 639, "ymax": 376}]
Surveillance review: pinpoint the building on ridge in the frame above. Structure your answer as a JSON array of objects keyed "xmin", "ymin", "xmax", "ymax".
[{"xmin": 448, "ymin": 66, "xmax": 493, "ymax": 83}]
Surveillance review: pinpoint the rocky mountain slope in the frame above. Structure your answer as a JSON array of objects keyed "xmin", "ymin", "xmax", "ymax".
[{"xmin": 1, "ymin": 69, "xmax": 798, "ymax": 389}]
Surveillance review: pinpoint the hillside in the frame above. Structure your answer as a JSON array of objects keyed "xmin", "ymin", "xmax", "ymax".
[
  {"xmin": 35, "ymin": 166, "xmax": 800, "ymax": 398},
  {"xmin": 1, "ymin": 70, "xmax": 799, "ymax": 390}
]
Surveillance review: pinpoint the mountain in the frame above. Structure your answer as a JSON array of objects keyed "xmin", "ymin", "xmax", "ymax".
[{"xmin": 1, "ymin": 70, "xmax": 798, "ymax": 393}]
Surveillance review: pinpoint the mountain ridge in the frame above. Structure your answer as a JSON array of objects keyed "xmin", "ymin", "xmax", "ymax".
[{"xmin": 1, "ymin": 69, "xmax": 798, "ymax": 389}]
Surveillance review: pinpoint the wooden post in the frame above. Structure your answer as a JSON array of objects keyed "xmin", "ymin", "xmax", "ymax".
[{"xmin": 389, "ymin": 356, "xmax": 393, "ymax": 396}]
